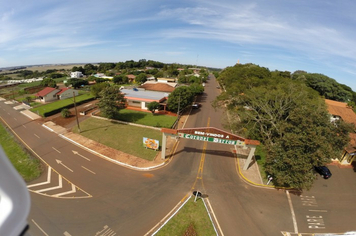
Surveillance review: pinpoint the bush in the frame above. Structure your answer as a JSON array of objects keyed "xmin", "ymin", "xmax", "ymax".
[{"xmin": 61, "ymin": 108, "xmax": 71, "ymax": 118}]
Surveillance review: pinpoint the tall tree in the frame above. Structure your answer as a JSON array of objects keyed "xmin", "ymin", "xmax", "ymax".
[
  {"xmin": 98, "ymin": 85, "xmax": 126, "ymax": 119},
  {"xmin": 167, "ymin": 86, "xmax": 195, "ymax": 113}
]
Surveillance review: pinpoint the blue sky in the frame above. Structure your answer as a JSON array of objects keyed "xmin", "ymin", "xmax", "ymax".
[{"xmin": 1, "ymin": 0, "xmax": 356, "ymax": 90}]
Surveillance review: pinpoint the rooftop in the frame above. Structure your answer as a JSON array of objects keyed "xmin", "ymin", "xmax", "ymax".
[
  {"xmin": 325, "ymin": 99, "xmax": 356, "ymax": 126},
  {"xmin": 121, "ymin": 88, "xmax": 168, "ymax": 102}
]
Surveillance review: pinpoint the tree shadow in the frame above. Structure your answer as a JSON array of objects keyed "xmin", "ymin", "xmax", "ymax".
[
  {"xmin": 172, "ymin": 147, "xmax": 235, "ymax": 158},
  {"xmin": 352, "ymin": 161, "xmax": 356, "ymax": 172}
]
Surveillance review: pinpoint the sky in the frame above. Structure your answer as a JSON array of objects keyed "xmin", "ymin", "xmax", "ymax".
[{"xmin": 1, "ymin": 0, "xmax": 356, "ymax": 90}]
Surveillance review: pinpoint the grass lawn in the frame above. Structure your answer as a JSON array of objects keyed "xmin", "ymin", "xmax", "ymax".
[
  {"xmin": 0, "ymin": 123, "xmax": 41, "ymax": 182},
  {"xmin": 156, "ymin": 197, "xmax": 216, "ymax": 236},
  {"xmin": 72, "ymin": 117, "xmax": 162, "ymax": 161},
  {"xmin": 30, "ymin": 93, "xmax": 94, "ymax": 116},
  {"xmin": 115, "ymin": 109, "xmax": 177, "ymax": 128}
]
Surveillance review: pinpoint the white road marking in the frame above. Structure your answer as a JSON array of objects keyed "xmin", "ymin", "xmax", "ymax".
[
  {"xmin": 34, "ymin": 134, "xmax": 40, "ymax": 138},
  {"xmin": 82, "ymin": 166, "xmax": 96, "ymax": 174},
  {"xmin": 37, "ymin": 175, "xmax": 62, "ymax": 193},
  {"xmin": 32, "ymin": 219, "xmax": 49, "ymax": 236},
  {"xmin": 22, "ymin": 124, "xmax": 26, "ymax": 128},
  {"xmin": 64, "ymin": 232, "xmax": 72, "ymax": 236},
  {"xmin": 53, "ymin": 184, "xmax": 76, "ymax": 197},
  {"xmin": 52, "ymin": 147, "xmax": 61, "ymax": 153},
  {"xmin": 309, "ymin": 209, "xmax": 327, "ymax": 212},
  {"xmin": 28, "ymin": 167, "xmax": 52, "ymax": 188},
  {"xmin": 286, "ymin": 190, "xmax": 298, "ymax": 233},
  {"xmin": 72, "ymin": 150, "xmax": 90, "ymax": 161},
  {"xmin": 56, "ymin": 159, "xmax": 73, "ymax": 172}
]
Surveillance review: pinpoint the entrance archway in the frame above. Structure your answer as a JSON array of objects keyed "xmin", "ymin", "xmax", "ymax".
[{"xmin": 161, "ymin": 127, "xmax": 260, "ymax": 170}]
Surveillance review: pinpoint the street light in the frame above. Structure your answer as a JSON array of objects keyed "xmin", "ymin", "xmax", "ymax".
[{"xmin": 73, "ymin": 91, "xmax": 81, "ymax": 133}]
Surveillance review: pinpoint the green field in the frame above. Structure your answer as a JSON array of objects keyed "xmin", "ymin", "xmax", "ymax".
[
  {"xmin": 30, "ymin": 93, "xmax": 94, "ymax": 116},
  {"xmin": 115, "ymin": 109, "xmax": 177, "ymax": 128},
  {"xmin": 156, "ymin": 197, "xmax": 216, "ymax": 236},
  {"xmin": 72, "ymin": 117, "xmax": 162, "ymax": 161},
  {"xmin": 0, "ymin": 122, "xmax": 41, "ymax": 182}
]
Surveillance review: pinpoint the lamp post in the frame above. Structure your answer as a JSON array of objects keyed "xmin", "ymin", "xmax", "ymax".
[{"xmin": 73, "ymin": 91, "xmax": 81, "ymax": 133}]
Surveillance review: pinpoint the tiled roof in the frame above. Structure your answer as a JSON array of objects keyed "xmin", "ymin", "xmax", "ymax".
[
  {"xmin": 325, "ymin": 99, "xmax": 356, "ymax": 126},
  {"xmin": 56, "ymin": 88, "xmax": 70, "ymax": 95},
  {"xmin": 139, "ymin": 82, "xmax": 176, "ymax": 93},
  {"xmin": 35, "ymin": 87, "xmax": 58, "ymax": 97}
]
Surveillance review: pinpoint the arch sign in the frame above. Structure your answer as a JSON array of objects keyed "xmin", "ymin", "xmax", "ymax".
[{"xmin": 161, "ymin": 127, "xmax": 260, "ymax": 170}]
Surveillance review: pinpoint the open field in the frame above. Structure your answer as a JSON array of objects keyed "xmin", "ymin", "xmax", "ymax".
[{"xmin": 0, "ymin": 64, "xmax": 87, "ymax": 74}]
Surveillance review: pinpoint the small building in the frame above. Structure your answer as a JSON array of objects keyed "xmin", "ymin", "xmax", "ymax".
[
  {"xmin": 325, "ymin": 99, "xmax": 356, "ymax": 165},
  {"xmin": 157, "ymin": 77, "xmax": 177, "ymax": 83},
  {"xmin": 127, "ymin": 74, "xmax": 136, "ymax": 83},
  {"xmin": 70, "ymin": 71, "xmax": 83, "ymax": 78},
  {"xmin": 138, "ymin": 81, "xmax": 176, "ymax": 93},
  {"xmin": 35, "ymin": 87, "xmax": 79, "ymax": 103},
  {"xmin": 121, "ymin": 88, "xmax": 168, "ymax": 111}
]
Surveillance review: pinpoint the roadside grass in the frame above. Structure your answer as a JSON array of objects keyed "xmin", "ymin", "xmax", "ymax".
[
  {"xmin": 156, "ymin": 197, "xmax": 216, "ymax": 236},
  {"xmin": 0, "ymin": 122, "xmax": 41, "ymax": 182},
  {"xmin": 114, "ymin": 109, "xmax": 177, "ymax": 128},
  {"xmin": 30, "ymin": 93, "xmax": 94, "ymax": 116},
  {"xmin": 72, "ymin": 117, "xmax": 162, "ymax": 161}
]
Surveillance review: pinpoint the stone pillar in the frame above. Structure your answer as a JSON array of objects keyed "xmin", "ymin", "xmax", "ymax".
[
  {"xmin": 243, "ymin": 146, "xmax": 256, "ymax": 170},
  {"xmin": 161, "ymin": 132, "xmax": 167, "ymax": 160}
]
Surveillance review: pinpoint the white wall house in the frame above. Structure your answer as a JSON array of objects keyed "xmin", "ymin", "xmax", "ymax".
[
  {"xmin": 36, "ymin": 87, "xmax": 79, "ymax": 103},
  {"xmin": 70, "ymin": 71, "xmax": 83, "ymax": 78},
  {"xmin": 56, "ymin": 88, "xmax": 79, "ymax": 100},
  {"xmin": 35, "ymin": 87, "xmax": 60, "ymax": 103}
]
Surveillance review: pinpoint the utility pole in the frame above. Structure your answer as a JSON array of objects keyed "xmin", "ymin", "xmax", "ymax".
[
  {"xmin": 73, "ymin": 91, "xmax": 81, "ymax": 133},
  {"xmin": 177, "ymin": 94, "xmax": 181, "ymax": 116}
]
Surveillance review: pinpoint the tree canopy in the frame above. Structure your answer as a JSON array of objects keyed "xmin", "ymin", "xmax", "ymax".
[
  {"xmin": 97, "ymin": 85, "xmax": 126, "ymax": 119},
  {"xmin": 215, "ymin": 63, "xmax": 352, "ymax": 190},
  {"xmin": 167, "ymin": 86, "xmax": 195, "ymax": 113}
]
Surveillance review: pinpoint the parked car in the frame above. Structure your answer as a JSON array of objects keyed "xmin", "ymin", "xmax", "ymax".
[
  {"xmin": 192, "ymin": 103, "xmax": 200, "ymax": 109},
  {"xmin": 314, "ymin": 166, "xmax": 332, "ymax": 179}
]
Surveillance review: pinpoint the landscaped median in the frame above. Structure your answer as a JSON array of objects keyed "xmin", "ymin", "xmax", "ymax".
[
  {"xmin": 30, "ymin": 93, "xmax": 94, "ymax": 117},
  {"xmin": 153, "ymin": 196, "xmax": 216, "ymax": 236}
]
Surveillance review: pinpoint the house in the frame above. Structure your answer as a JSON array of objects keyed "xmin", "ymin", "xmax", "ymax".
[
  {"xmin": 157, "ymin": 77, "xmax": 177, "ymax": 83},
  {"xmin": 121, "ymin": 88, "xmax": 168, "ymax": 111},
  {"xmin": 70, "ymin": 71, "xmax": 83, "ymax": 78},
  {"xmin": 127, "ymin": 74, "xmax": 136, "ymax": 83},
  {"xmin": 35, "ymin": 87, "xmax": 79, "ymax": 103},
  {"xmin": 325, "ymin": 99, "xmax": 356, "ymax": 165},
  {"xmin": 138, "ymin": 81, "xmax": 177, "ymax": 93}
]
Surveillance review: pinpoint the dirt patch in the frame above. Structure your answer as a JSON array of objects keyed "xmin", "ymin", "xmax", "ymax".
[{"xmin": 42, "ymin": 100, "xmax": 98, "ymax": 130}]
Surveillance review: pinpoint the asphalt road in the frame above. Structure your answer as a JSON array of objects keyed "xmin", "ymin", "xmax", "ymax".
[{"xmin": 1, "ymin": 76, "xmax": 356, "ymax": 236}]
